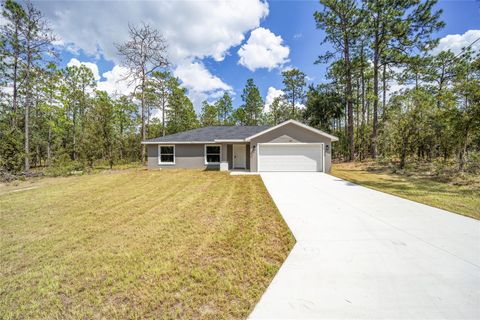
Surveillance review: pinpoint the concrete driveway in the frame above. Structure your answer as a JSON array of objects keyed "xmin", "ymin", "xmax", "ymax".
[{"xmin": 249, "ymin": 173, "xmax": 480, "ymax": 319}]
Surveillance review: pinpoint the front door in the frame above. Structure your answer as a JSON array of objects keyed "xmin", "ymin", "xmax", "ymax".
[{"xmin": 233, "ymin": 144, "xmax": 246, "ymax": 169}]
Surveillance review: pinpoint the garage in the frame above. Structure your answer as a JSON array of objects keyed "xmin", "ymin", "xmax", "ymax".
[{"xmin": 257, "ymin": 143, "xmax": 324, "ymax": 172}]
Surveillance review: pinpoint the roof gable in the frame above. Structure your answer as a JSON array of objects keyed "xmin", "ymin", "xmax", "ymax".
[{"xmin": 245, "ymin": 120, "xmax": 339, "ymax": 141}]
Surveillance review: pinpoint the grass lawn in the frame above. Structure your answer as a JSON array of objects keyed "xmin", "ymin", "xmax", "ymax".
[
  {"xmin": 0, "ymin": 169, "xmax": 294, "ymax": 319},
  {"xmin": 332, "ymin": 162, "xmax": 480, "ymax": 220}
]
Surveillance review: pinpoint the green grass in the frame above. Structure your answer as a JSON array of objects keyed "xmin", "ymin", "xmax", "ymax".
[
  {"xmin": 332, "ymin": 162, "xmax": 480, "ymax": 220},
  {"xmin": 0, "ymin": 169, "xmax": 295, "ymax": 319}
]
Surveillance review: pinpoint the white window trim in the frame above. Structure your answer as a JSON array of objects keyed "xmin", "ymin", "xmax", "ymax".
[
  {"xmin": 158, "ymin": 145, "xmax": 175, "ymax": 165},
  {"xmin": 204, "ymin": 144, "xmax": 222, "ymax": 165}
]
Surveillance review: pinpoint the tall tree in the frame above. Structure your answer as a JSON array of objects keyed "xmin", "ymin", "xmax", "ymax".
[
  {"xmin": 200, "ymin": 101, "xmax": 219, "ymax": 127},
  {"xmin": 1, "ymin": 0, "xmax": 26, "ymax": 127},
  {"xmin": 304, "ymin": 84, "xmax": 344, "ymax": 132},
  {"xmin": 36, "ymin": 62, "xmax": 61, "ymax": 166},
  {"xmin": 314, "ymin": 0, "xmax": 362, "ymax": 160},
  {"xmin": 364, "ymin": 0, "xmax": 444, "ymax": 158},
  {"xmin": 61, "ymin": 65, "xmax": 96, "ymax": 162},
  {"xmin": 83, "ymin": 91, "xmax": 116, "ymax": 169},
  {"xmin": 282, "ymin": 68, "xmax": 307, "ymax": 118},
  {"xmin": 114, "ymin": 95, "xmax": 138, "ymax": 161},
  {"xmin": 241, "ymin": 78, "xmax": 263, "ymax": 125},
  {"xmin": 166, "ymin": 77, "xmax": 198, "ymax": 133},
  {"xmin": 148, "ymin": 70, "xmax": 173, "ymax": 137},
  {"xmin": 215, "ymin": 91, "xmax": 233, "ymax": 125},
  {"xmin": 116, "ymin": 23, "xmax": 168, "ymax": 162},
  {"xmin": 266, "ymin": 95, "xmax": 289, "ymax": 125},
  {"xmin": 20, "ymin": 0, "xmax": 56, "ymax": 171},
  {"xmin": 231, "ymin": 107, "xmax": 247, "ymax": 126}
]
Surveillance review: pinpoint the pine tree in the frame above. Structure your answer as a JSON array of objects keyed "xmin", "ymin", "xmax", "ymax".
[
  {"xmin": 314, "ymin": 0, "xmax": 362, "ymax": 160},
  {"xmin": 215, "ymin": 92, "xmax": 233, "ymax": 125},
  {"xmin": 241, "ymin": 78, "xmax": 263, "ymax": 125},
  {"xmin": 200, "ymin": 101, "xmax": 219, "ymax": 127},
  {"xmin": 282, "ymin": 68, "xmax": 307, "ymax": 118}
]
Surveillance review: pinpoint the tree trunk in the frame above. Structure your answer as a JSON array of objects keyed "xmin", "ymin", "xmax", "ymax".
[
  {"xmin": 47, "ymin": 124, "xmax": 52, "ymax": 166},
  {"xmin": 12, "ymin": 54, "xmax": 19, "ymax": 127},
  {"xmin": 371, "ymin": 33, "xmax": 379, "ymax": 159},
  {"xmin": 162, "ymin": 96, "xmax": 166, "ymax": 137},
  {"xmin": 141, "ymin": 77, "xmax": 146, "ymax": 163},
  {"xmin": 72, "ymin": 108, "xmax": 77, "ymax": 161},
  {"xmin": 458, "ymin": 125, "xmax": 470, "ymax": 171},
  {"xmin": 399, "ymin": 144, "xmax": 407, "ymax": 169},
  {"xmin": 11, "ymin": 22, "xmax": 21, "ymax": 128},
  {"xmin": 109, "ymin": 144, "xmax": 113, "ymax": 170},
  {"xmin": 119, "ymin": 123, "xmax": 124, "ymax": 160},
  {"xmin": 36, "ymin": 145, "xmax": 41, "ymax": 167},
  {"xmin": 24, "ymin": 51, "xmax": 32, "ymax": 172},
  {"xmin": 382, "ymin": 63, "xmax": 387, "ymax": 121},
  {"xmin": 292, "ymin": 92, "xmax": 295, "ymax": 118},
  {"xmin": 360, "ymin": 47, "xmax": 366, "ymax": 161},
  {"xmin": 345, "ymin": 41, "xmax": 354, "ymax": 161}
]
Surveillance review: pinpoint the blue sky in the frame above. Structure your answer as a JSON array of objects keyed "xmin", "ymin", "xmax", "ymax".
[{"xmin": 32, "ymin": 0, "xmax": 480, "ymax": 112}]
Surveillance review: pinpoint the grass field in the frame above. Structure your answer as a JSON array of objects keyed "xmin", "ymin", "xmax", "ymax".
[
  {"xmin": 332, "ymin": 162, "xmax": 480, "ymax": 220},
  {"xmin": 0, "ymin": 169, "xmax": 294, "ymax": 319}
]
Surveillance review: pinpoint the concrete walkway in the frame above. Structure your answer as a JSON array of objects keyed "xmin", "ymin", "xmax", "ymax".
[{"xmin": 249, "ymin": 173, "xmax": 480, "ymax": 319}]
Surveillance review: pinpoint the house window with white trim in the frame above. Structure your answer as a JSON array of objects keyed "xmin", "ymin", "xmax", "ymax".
[
  {"xmin": 159, "ymin": 145, "xmax": 175, "ymax": 164},
  {"xmin": 205, "ymin": 145, "xmax": 221, "ymax": 164}
]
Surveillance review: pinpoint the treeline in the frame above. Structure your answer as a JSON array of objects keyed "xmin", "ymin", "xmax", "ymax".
[
  {"xmin": 0, "ymin": 1, "xmax": 196, "ymax": 173},
  {"xmin": 0, "ymin": 0, "xmax": 307, "ymax": 174},
  {"xmin": 0, "ymin": 0, "xmax": 141, "ymax": 173},
  {"xmin": 1, "ymin": 0, "xmax": 479, "ymax": 176},
  {"xmin": 306, "ymin": 0, "xmax": 480, "ymax": 171}
]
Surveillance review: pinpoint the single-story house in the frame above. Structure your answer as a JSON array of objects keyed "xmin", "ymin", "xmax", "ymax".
[{"xmin": 142, "ymin": 119, "xmax": 338, "ymax": 173}]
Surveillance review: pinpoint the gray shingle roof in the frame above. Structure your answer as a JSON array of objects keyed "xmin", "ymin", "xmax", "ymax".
[{"xmin": 143, "ymin": 125, "xmax": 271, "ymax": 143}]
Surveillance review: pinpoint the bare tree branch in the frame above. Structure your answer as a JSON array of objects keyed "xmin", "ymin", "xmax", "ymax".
[{"xmin": 115, "ymin": 22, "xmax": 169, "ymax": 162}]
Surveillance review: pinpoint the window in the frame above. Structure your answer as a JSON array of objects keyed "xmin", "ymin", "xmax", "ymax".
[
  {"xmin": 205, "ymin": 145, "xmax": 221, "ymax": 164},
  {"xmin": 159, "ymin": 145, "xmax": 175, "ymax": 164}
]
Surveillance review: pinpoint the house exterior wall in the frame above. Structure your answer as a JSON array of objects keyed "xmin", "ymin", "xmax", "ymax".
[
  {"xmin": 147, "ymin": 144, "xmax": 225, "ymax": 169},
  {"xmin": 249, "ymin": 122, "xmax": 333, "ymax": 173},
  {"xmin": 147, "ymin": 143, "xmax": 252, "ymax": 170}
]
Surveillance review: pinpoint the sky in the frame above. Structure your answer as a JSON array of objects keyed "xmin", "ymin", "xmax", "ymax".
[{"xmin": 23, "ymin": 0, "xmax": 480, "ymax": 112}]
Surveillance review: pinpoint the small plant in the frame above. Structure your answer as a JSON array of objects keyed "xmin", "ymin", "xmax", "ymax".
[
  {"xmin": 45, "ymin": 155, "xmax": 86, "ymax": 177},
  {"xmin": 465, "ymin": 151, "xmax": 480, "ymax": 174}
]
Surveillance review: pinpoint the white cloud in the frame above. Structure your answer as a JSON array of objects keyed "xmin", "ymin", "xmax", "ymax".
[
  {"xmin": 66, "ymin": 58, "xmax": 136, "ymax": 96},
  {"xmin": 97, "ymin": 65, "xmax": 136, "ymax": 96},
  {"xmin": 36, "ymin": 0, "xmax": 269, "ymax": 64},
  {"xmin": 67, "ymin": 58, "xmax": 100, "ymax": 81},
  {"xmin": 238, "ymin": 27, "xmax": 290, "ymax": 71},
  {"xmin": 264, "ymin": 86, "xmax": 284, "ymax": 113},
  {"xmin": 34, "ymin": 1, "xmax": 273, "ymax": 110},
  {"xmin": 35, "ymin": 1, "xmax": 268, "ymax": 109},
  {"xmin": 174, "ymin": 61, "xmax": 232, "ymax": 93},
  {"xmin": 65, "ymin": 58, "xmax": 230, "ymax": 111},
  {"xmin": 433, "ymin": 29, "xmax": 480, "ymax": 55},
  {"xmin": 263, "ymin": 86, "xmax": 306, "ymax": 112},
  {"xmin": 174, "ymin": 61, "xmax": 233, "ymax": 111}
]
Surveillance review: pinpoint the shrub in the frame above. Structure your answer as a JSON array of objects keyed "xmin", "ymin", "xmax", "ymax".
[
  {"xmin": 465, "ymin": 151, "xmax": 480, "ymax": 174},
  {"xmin": 45, "ymin": 155, "xmax": 86, "ymax": 177}
]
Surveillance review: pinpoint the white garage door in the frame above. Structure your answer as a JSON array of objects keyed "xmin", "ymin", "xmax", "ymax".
[{"xmin": 258, "ymin": 143, "xmax": 324, "ymax": 172}]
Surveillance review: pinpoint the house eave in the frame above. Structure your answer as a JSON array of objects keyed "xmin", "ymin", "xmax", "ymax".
[
  {"xmin": 213, "ymin": 139, "xmax": 246, "ymax": 143},
  {"xmin": 141, "ymin": 141, "xmax": 216, "ymax": 145}
]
